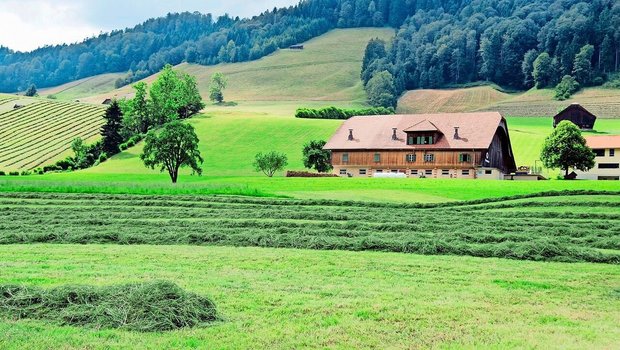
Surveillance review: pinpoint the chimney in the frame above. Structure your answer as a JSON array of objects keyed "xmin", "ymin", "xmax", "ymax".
[
  {"xmin": 454, "ymin": 127, "xmax": 460, "ymax": 140},
  {"xmin": 348, "ymin": 129, "xmax": 354, "ymax": 141},
  {"xmin": 392, "ymin": 128, "xmax": 398, "ymax": 140}
]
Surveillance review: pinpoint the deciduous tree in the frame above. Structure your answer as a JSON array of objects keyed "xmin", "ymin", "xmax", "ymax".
[
  {"xmin": 141, "ymin": 122, "xmax": 203, "ymax": 183},
  {"xmin": 253, "ymin": 151, "xmax": 288, "ymax": 177},
  {"xmin": 540, "ymin": 121, "xmax": 595, "ymax": 178},
  {"xmin": 209, "ymin": 72, "xmax": 227, "ymax": 103},
  {"xmin": 302, "ymin": 140, "xmax": 332, "ymax": 173}
]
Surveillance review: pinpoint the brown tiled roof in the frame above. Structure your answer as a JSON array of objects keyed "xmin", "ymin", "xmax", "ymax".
[
  {"xmin": 403, "ymin": 119, "xmax": 438, "ymax": 132},
  {"xmin": 586, "ymin": 135, "xmax": 620, "ymax": 149},
  {"xmin": 324, "ymin": 112, "xmax": 504, "ymax": 150}
]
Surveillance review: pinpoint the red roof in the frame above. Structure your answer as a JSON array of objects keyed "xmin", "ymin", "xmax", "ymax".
[
  {"xmin": 324, "ymin": 112, "xmax": 505, "ymax": 150},
  {"xmin": 586, "ymin": 135, "xmax": 620, "ymax": 149}
]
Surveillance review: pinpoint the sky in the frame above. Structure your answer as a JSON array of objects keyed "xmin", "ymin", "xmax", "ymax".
[{"xmin": 0, "ymin": 0, "xmax": 299, "ymax": 52}]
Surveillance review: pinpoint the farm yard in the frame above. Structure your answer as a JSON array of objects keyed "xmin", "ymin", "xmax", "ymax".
[{"xmin": 0, "ymin": 95, "xmax": 105, "ymax": 171}]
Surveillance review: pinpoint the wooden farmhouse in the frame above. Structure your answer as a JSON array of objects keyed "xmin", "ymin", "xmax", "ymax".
[
  {"xmin": 553, "ymin": 103, "xmax": 596, "ymax": 130},
  {"xmin": 323, "ymin": 112, "xmax": 517, "ymax": 179}
]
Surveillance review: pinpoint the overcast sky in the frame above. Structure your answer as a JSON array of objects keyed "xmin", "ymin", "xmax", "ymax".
[{"xmin": 0, "ymin": 0, "xmax": 300, "ymax": 52}]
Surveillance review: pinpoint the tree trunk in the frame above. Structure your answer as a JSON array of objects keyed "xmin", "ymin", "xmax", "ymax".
[
  {"xmin": 565, "ymin": 168, "xmax": 569, "ymax": 178},
  {"xmin": 170, "ymin": 170, "xmax": 178, "ymax": 184}
]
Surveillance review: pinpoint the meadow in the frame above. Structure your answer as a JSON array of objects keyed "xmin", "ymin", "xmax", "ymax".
[{"xmin": 0, "ymin": 244, "xmax": 618, "ymax": 349}]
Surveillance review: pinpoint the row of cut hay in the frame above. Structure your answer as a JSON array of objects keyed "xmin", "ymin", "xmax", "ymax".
[{"xmin": 0, "ymin": 103, "xmax": 99, "ymax": 134}]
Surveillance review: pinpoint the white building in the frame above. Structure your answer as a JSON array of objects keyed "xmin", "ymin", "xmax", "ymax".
[{"xmin": 575, "ymin": 135, "xmax": 620, "ymax": 180}]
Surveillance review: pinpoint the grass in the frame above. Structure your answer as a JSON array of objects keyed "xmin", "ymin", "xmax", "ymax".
[
  {"xmin": 78, "ymin": 28, "xmax": 395, "ymax": 105},
  {"xmin": 0, "ymin": 281, "xmax": 218, "ymax": 332},
  {"xmin": 0, "ymin": 244, "xmax": 618, "ymax": 349},
  {"xmin": 38, "ymin": 73, "xmax": 125, "ymax": 102},
  {"xmin": 1, "ymin": 191, "xmax": 618, "ymax": 263},
  {"xmin": 397, "ymin": 86, "xmax": 513, "ymax": 114},
  {"xmin": 0, "ymin": 96, "xmax": 105, "ymax": 171}
]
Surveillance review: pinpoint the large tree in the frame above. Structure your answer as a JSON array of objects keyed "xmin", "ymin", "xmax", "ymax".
[
  {"xmin": 140, "ymin": 121, "xmax": 203, "ymax": 184},
  {"xmin": 302, "ymin": 140, "xmax": 332, "ymax": 173},
  {"xmin": 209, "ymin": 72, "xmax": 228, "ymax": 103},
  {"xmin": 572, "ymin": 44, "xmax": 594, "ymax": 86},
  {"xmin": 540, "ymin": 121, "xmax": 595, "ymax": 178},
  {"xmin": 100, "ymin": 100, "xmax": 124, "ymax": 156},
  {"xmin": 532, "ymin": 53, "xmax": 555, "ymax": 88}
]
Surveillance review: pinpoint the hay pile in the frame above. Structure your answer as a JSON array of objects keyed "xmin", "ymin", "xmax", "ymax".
[{"xmin": 0, "ymin": 281, "xmax": 218, "ymax": 332}]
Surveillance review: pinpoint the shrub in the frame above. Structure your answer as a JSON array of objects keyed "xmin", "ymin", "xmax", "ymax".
[
  {"xmin": 0, "ymin": 281, "xmax": 219, "ymax": 332},
  {"xmin": 20, "ymin": 171, "xmax": 31, "ymax": 176},
  {"xmin": 0, "ymin": 171, "xmax": 5, "ymax": 176},
  {"xmin": 98, "ymin": 152, "xmax": 109, "ymax": 163},
  {"xmin": 554, "ymin": 75, "xmax": 580, "ymax": 101},
  {"xmin": 8, "ymin": 172, "xmax": 19, "ymax": 176},
  {"xmin": 286, "ymin": 171, "xmax": 338, "ymax": 177},
  {"xmin": 295, "ymin": 106, "xmax": 395, "ymax": 119},
  {"xmin": 42, "ymin": 165, "xmax": 62, "ymax": 173},
  {"xmin": 119, "ymin": 143, "xmax": 128, "ymax": 151}
]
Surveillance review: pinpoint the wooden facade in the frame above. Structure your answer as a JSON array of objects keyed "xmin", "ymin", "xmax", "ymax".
[{"xmin": 553, "ymin": 104, "xmax": 597, "ymax": 129}]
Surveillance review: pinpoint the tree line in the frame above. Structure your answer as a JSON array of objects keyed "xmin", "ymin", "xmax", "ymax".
[{"xmin": 361, "ymin": 0, "xmax": 620, "ymax": 107}]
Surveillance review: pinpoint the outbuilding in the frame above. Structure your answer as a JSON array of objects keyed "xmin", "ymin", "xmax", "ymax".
[{"xmin": 553, "ymin": 103, "xmax": 596, "ymax": 130}]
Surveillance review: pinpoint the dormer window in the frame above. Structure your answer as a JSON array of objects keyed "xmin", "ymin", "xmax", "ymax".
[{"xmin": 407, "ymin": 135, "xmax": 435, "ymax": 145}]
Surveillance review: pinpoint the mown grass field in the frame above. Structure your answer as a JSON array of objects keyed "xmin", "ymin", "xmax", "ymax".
[
  {"xmin": 0, "ymin": 95, "xmax": 105, "ymax": 171},
  {"xmin": 398, "ymin": 85, "xmax": 620, "ymax": 118},
  {"xmin": 1, "ymin": 191, "xmax": 618, "ymax": 262},
  {"xmin": 1, "ymin": 244, "xmax": 618, "ymax": 349},
  {"xmin": 397, "ymin": 86, "xmax": 513, "ymax": 114}
]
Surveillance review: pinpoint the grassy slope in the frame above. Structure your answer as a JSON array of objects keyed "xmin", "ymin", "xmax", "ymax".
[
  {"xmin": 398, "ymin": 85, "xmax": 620, "ymax": 118},
  {"xmin": 38, "ymin": 73, "xmax": 125, "ymax": 102},
  {"xmin": 79, "ymin": 28, "xmax": 395, "ymax": 105},
  {"xmin": 1, "ymin": 244, "xmax": 618, "ymax": 349},
  {"xmin": 397, "ymin": 86, "xmax": 513, "ymax": 114}
]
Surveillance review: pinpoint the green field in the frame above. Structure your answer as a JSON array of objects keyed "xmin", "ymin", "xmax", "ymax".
[
  {"xmin": 1, "ymin": 244, "xmax": 618, "ymax": 349},
  {"xmin": 0, "ymin": 95, "xmax": 105, "ymax": 171}
]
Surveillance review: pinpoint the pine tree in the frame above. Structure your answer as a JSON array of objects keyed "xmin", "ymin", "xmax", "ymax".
[{"xmin": 101, "ymin": 100, "xmax": 124, "ymax": 157}]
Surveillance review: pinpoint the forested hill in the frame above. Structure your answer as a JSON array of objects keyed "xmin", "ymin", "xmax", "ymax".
[
  {"xmin": 362, "ymin": 0, "xmax": 620, "ymax": 94},
  {"xmin": 1, "ymin": 0, "xmax": 619, "ymax": 95}
]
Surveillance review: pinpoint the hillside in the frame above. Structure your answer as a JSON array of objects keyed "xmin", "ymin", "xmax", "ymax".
[
  {"xmin": 81, "ymin": 28, "xmax": 395, "ymax": 105},
  {"xmin": 38, "ymin": 73, "xmax": 125, "ymax": 101},
  {"xmin": 398, "ymin": 85, "xmax": 620, "ymax": 118},
  {"xmin": 0, "ymin": 94, "xmax": 105, "ymax": 171}
]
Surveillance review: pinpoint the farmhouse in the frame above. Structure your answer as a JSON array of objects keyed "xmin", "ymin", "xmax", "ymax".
[
  {"xmin": 289, "ymin": 44, "xmax": 304, "ymax": 50},
  {"xmin": 574, "ymin": 135, "xmax": 620, "ymax": 180},
  {"xmin": 324, "ymin": 112, "xmax": 517, "ymax": 179},
  {"xmin": 553, "ymin": 103, "xmax": 596, "ymax": 130}
]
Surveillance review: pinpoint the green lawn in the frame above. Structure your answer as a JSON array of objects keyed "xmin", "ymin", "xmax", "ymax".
[{"xmin": 1, "ymin": 245, "xmax": 618, "ymax": 349}]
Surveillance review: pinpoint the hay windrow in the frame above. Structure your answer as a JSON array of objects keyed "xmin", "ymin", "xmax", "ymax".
[{"xmin": 0, "ymin": 281, "xmax": 219, "ymax": 332}]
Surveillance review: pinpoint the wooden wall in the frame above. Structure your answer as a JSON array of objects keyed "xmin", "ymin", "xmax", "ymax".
[{"xmin": 331, "ymin": 150, "xmax": 482, "ymax": 169}]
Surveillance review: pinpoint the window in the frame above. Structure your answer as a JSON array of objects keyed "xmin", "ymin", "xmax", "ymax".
[
  {"xmin": 375, "ymin": 169, "xmax": 383, "ymax": 173},
  {"xmin": 462, "ymin": 170, "xmax": 470, "ymax": 176},
  {"xmin": 594, "ymin": 149, "xmax": 605, "ymax": 157},
  {"xmin": 359, "ymin": 169, "xmax": 367, "ymax": 175},
  {"xmin": 342, "ymin": 153, "xmax": 349, "ymax": 163},
  {"xmin": 598, "ymin": 163, "xmax": 620, "ymax": 169},
  {"xmin": 406, "ymin": 154, "xmax": 416, "ymax": 163},
  {"xmin": 442, "ymin": 170, "xmax": 450, "ymax": 176},
  {"xmin": 339, "ymin": 169, "xmax": 347, "ymax": 175},
  {"xmin": 411, "ymin": 170, "xmax": 419, "ymax": 175},
  {"xmin": 424, "ymin": 154, "xmax": 435, "ymax": 162},
  {"xmin": 407, "ymin": 135, "xmax": 435, "ymax": 145},
  {"xmin": 598, "ymin": 176, "xmax": 619, "ymax": 180},
  {"xmin": 391, "ymin": 170, "xmax": 398, "ymax": 174},
  {"xmin": 425, "ymin": 169, "xmax": 433, "ymax": 175},
  {"xmin": 611, "ymin": 149, "xmax": 616, "ymax": 157},
  {"xmin": 459, "ymin": 153, "xmax": 471, "ymax": 163},
  {"xmin": 485, "ymin": 170, "xmax": 493, "ymax": 175},
  {"xmin": 374, "ymin": 153, "xmax": 381, "ymax": 162}
]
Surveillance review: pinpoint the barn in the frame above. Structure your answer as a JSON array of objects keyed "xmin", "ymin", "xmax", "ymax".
[
  {"xmin": 323, "ymin": 112, "xmax": 517, "ymax": 179},
  {"xmin": 553, "ymin": 103, "xmax": 597, "ymax": 130}
]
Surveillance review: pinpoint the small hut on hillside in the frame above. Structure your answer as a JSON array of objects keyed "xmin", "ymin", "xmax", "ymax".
[
  {"xmin": 102, "ymin": 98, "xmax": 112, "ymax": 105},
  {"xmin": 289, "ymin": 44, "xmax": 304, "ymax": 50},
  {"xmin": 553, "ymin": 103, "xmax": 597, "ymax": 130}
]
